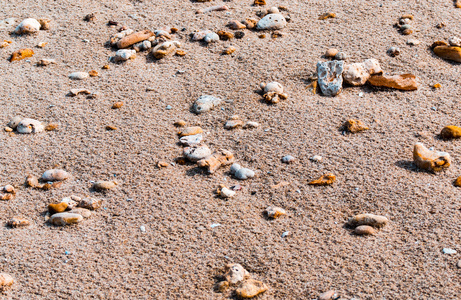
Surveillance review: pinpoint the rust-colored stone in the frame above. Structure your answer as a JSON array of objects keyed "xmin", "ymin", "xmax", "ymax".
[
  {"xmin": 440, "ymin": 126, "xmax": 461, "ymax": 139},
  {"xmin": 344, "ymin": 119, "xmax": 369, "ymax": 133},
  {"xmin": 10, "ymin": 48, "xmax": 34, "ymax": 62},
  {"xmin": 413, "ymin": 142, "xmax": 450, "ymax": 172},
  {"xmin": 309, "ymin": 173, "xmax": 336, "ymax": 186},
  {"xmin": 48, "ymin": 202, "xmax": 68, "ymax": 214},
  {"xmin": 433, "ymin": 45, "xmax": 461, "ymax": 63},
  {"xmin": 197, "ymin": 149, "xmax": 235, "ymax": 173},
  {"xmin": 368, "ymin": 74, "xmax": 418, "ymax": 91}
]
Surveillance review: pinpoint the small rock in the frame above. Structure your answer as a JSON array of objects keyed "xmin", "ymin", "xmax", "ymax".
[
  {"xmin": 266, "ymin": 206, "xmax": 286, "ymax": 219},
  {"xmin": 113, "ymin": 49, "xmax": 136, "ymax": 62},
  {"xmin": 235, "ymin": 31, "xmax": 245, "ymax": 39},
  {"xmin": 49, "ymin": 212, "xmax": 83, "ymax": 226},
  {"xmin": 180, "ymin": 134, "xmax": 203, "ymax": 146},
  {"xmin": 234, "ymin": 168, "xmax": 255, "ymax": 180},
  {"xmin": 204, "ymin": 32, "xmax": 220, "ymax": 43},
  {"xmin": 174, "ymin": 120, "xmax": 186, "ymax": 127},
  {"xmin": 243, "ymin": 18, "xmax": 258, "ymax": 29},
  {"xmin": 256, "ymin": 14, "xmax": 287, "ymax": 30},
  {"xmin": 448, "ymin": 37, "xmax": 461, "ymax": 47},
  {"xmin": 309, "ymin": 173, "xmax": 336, "ymax": 186},
  {"xmin": 235, "ymin": 279, "xmax": 268, "ymax": 298},
  {"xmin": 25, "ymin": 175, "xmax": 39, "ymax": 188},
  {"xmin": 354, "ymin": 225, "xmax": 376, "ymax": 235},
  {"xmin": 116, "ymin": 30, "xmax": 154, "ymax": 49},
  {"xmin": 112, "ymin": 101, "xmax": 124, "ymax": 109},
  {"xmin": 38, "ymin": 18, "xmax": 51, "ymax": 30},
  {"xmin": 254, "ymin": 0, "xmax": 266, "ymax": 5},
  {"xmin": 60, "ymin": 197, "xmax": 78, "ymax": 209},
  {"xmin": 192, "ymin": 95, "xmax": 222, "ymax": 114},
  {"xmin": 37, "ymin": 58, "xmax": 56, "ymax": 66},
  {"xmin": 281, "ymin": 155, "xmax": 295, "ymax": 163},
  {"xmin": 69, "ymin": 88, "xmax": 91, "ymax": 96},
  {"xmin": 68, "ymin": 72, "xmax": 89, "ymax": 80},
  {"xmin": 260, "ymin": 82, "xmax": 288, "ymax": 103},
  {"xmin": 10, "ymin": 48, "xmax": 34, "ymax": 62},
  {"xmin": 407, "ymin": 39, "xmax": 420, "ymax": 46},
  {"xmin": 16, "ymin": 118, "xmax": 44, "ymax": 133},
  {"xmin": 440, "ymin": 126, "xmax": 461, "ymax": 139},
  {"xmin": 4, "ymin": 127, "xmax": 12, "ymax": 132},
  {"xmin": 88, "ymin": 70, "xmax": 99, "ymax": 77},
  {"xmin": 78, "ymin": 198, "xmax": 102, "ymax": 210},
  {"xmin": 318, "ymin": 12, "xmax": 336, "ymax": 20},
  {"xmin": 413, "ymin": 143, "xmax": 450, "ymax": 172},
  {"xmin": 217, "ymin": 30, "xmax": 234, "ymax": 41},
  {"xmin": 13, "ymin": 18, "xmax": 41, "ymax": 34},
  {"xmin": 325, "ymin": 48, "xmax": 339, "ymax": 58},
  {"xmin": 224, "ymin": 119, "xmax": 243, "ymax": 130},
  {"xmin": 184, "ymin": 145, "xmax": 212, "ymax": 162},
  {"xmin": 342, "ymin": 59, "xmax": 381, "ymax": 86},
  {"xmin": 7, "ymin": 217, "xmax": 30, "ymax": 228},
  {"xmin": 244, "ymin": 121, "xmax": 259, "ymax": 129},
  {"xmin": 217, "ymin": 185, "xmax": 236, "ymax": 198},
  {"xmin": 368, "ymin": 74, "xmax": 418, "ymax": 90},
  {"xmin": 7, "ymin": 116, "xmax": 22, "ymax": 129},
  {"xmin": 334, "ymin": 52, "xmax": 348, "ymax": 60},
  {"xmin": 41, "ymin": 169, "xmax": 70, "ymax": 181},
  {"xmin": 223, "ymin": 46, "xmax": 236, "ymax": 55},
  {"xmin": 197, "ymin": 149, "xmax": 235, "ymax": 173},
  {"xmin": 48, "ymin": 202, "xmax": 68, "ymax": 214},
  {"xmin": 93, "ymin": 181, "xmax": 117, "ymax": 191},
  {"xmin": 344, "ymin": 119, "xmax": 369, "ymax": 133},
  {"xmin": 179, "ymin": 126, "xmax": 203, "ymax": 137},
  {"xmin": 69, "ymin": 208, "xmax": 91, "ymax": 218},
  {"xmin": 227, "ymin": 20, "xmax": 246, "ymax": 30},
  {"xmin": 105, "ymin": 125, "xmax": 117, "ymax": 131},
  {"xmin": 318, "ymin": 290, "xmax": 338, "ymax": 300},
  {"xmin": 348, "ymin": 213, "xmax": 389, "ymax": 228},
  {"xmin": 388, "ymin": 46, "xmax": 400, "ymax": 57},
  {"xmin": 224, "ymin": 263, "xmax": 249, "ymax": 284},
  {"xmin": 317, "ymin": 60, "xmax": 344, "ymax": 96},
  {"xmin": 310, "ymin": 155, "xmax": 323, "ymax": 162},
  {"xmin": 152, "ymin": 41, "xmax": 180, "ymax": 59},
  {"xmin": 442, "ymin": 248, "xmax": 457, "ymax": 254},
  {"xmin": 0, "ymin": 273, "xmax": 14, "ymax": 291},
  {"xmin": 432, "ymin": 45, "xmax": 461, "ymax": 63}
]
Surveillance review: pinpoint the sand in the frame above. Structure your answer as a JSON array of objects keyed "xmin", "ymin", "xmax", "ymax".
[{"xmin": 1, "ymin": 0, "xmax": 460, "ymax": 299}]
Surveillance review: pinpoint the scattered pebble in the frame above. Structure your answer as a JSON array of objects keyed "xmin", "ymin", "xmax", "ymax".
[
  {"xmin": 227, "ymin": 20, "xmax": 246, "ymax": 30},
  {"xmin": 179, "ymin": 126, "xmax": 203, "ymax": 137},
  {"xmin": 256, "ymin": 14, "xmax": 287, "ymax": 30},
  {"xmin": 325, "ymin": 48, "xmax": 339, "ymax": 58},
  {"xmin": 243, "ymin": 121, "xmax": 259, "ymax": 129},
  {"xmin": 342, "ymin": 58, "xmax": 381, "ymax": 86},
  {"xmin": 309, "ymin": 173, "xmax": 336, "ymax": 186},
  {"xmin": 354, "ymin": 225, "xmax": 376, "ymax": 235},
  {"xmin": 334, "ymin": 52, "xmax": 348, "ymax": 61},
  {"xmin": 69, "ymin": 208, "xmax": 91, "ymax": 218},
  {"xmin": 440, "ymin": 126, "xmax": 461, "ymax": 139},
  {"xmin": 344, "ymin": 119, "xmax": 369, "ymax": 133},
  {"xmin": 197, "ymin": 149, "xmax": 235, "ymax": 173},
  {"xmin": 442, "ymin": 248, "xmax": 457, "ymax": 254},
  {"xmin": 7, "ymin": 217, "xmax": 30, "ymax": 228},
  {"xmin": 10, "ymin": 48, "xmax": 34, "ymax": 62},
  {"xmin": 93, "ymin": 180, "xmax": 118, "ymax": 191},
  {"xmin": 449, "ymin": 37, "xmax": 461, "ymax": 47},
  {"xmin": 281, "ymin": 155, "xmax": 295, "ymax": 163},
  {"xmin": 348, "ymin": 213, "xmax": 389, "ymax": 228},
  {"xmin": 224, "ymin": 119, "xmax": 243, "ymax": 130},
  {"xmin": 217, "ymin": 184, "xmax": 236, "ymax": 198},
  {"xmin": 16, "ymin": 118, "xmax": 44, "ymax": 134},
  {"xmin": 317, "ymin": 60, "xmax": 344, "ymax": 96},
  {"xmin": 266, "ymin": 206, "xmax": 286, "ymax": 219},
  {"xmin": 117, "ymin": 30, "xmax": 154, "ymax": 49},
  {"xmin": 78, "ymin": 197, "xmax": 102, "ymax": 210},
  {"xmin": 174, "ymin": 120, "xmax": 186, "ymax": 127},
  {"xmin": 112, "ymin": 101, "xmax": 124, "ymax": 109},
  {"xmin": 49, "ymin": 212, "xmax": 83, "ymax": 226},
  {"xmin": 388, "ymin": 46, "xmax": 400, "ymax": 57},
  {"xmin": 68, "ymin": 72, "xmax": 89, "ymax": 80},
  {"xmin": 310, "ymin": 155, "xmax": 323, "ymax": 162},
  {"xmin": 48, "ymin": 202, "xmax": 68, "ymax": 214},
  {"xmin": 235, "ymin": 278, "xmax": 268, "ymax": 298},
  {"xmin": 318, "ymin": 290, "xmax": 338, "ymax": 300},
  {"xmin": 260, "ymin": 82, "xmax": 288, "ymax": 104},
  {"xmin": 112, "ymin": 49, "xmax": 136, "ymax": 62},
  {"xmin": 37, "ymin": 58, "xmax": 56, "ymax": 66},
  {"xmin": 223, "ymin": 46, "xmax": 236, "ymax": 55},
  {"xmin": 41, "ymin": 169, "xmax": 70, "ymax": 181},
  {"xmin": 407, "ymin": 39, "xmax": 420, "ymax": 46},
  {"xmin": 180, "ymin": 134, "xmax": 203, "ymax": 146},
  {"xmin": 318, "ymin": 12, "xmax": 336, "ymax": 20},
  {"xmin": 230, "ymin": 163, "xmax": 255, "ymax": 180},
  {"xmin": 413, "ymin": 143, "xmax": 450, "ymax": 172},
  {"xmin": 192, "ymin": 95, "xmax": 222, "ymax": 114}
]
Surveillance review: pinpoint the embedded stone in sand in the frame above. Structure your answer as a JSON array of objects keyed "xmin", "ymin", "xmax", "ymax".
[
  {"xmin": 308, "ymin": 173, "xmax": 336, "ymax": 186},
  {"xmin": 348, "ymin": 213, "xmax": 389, "ymax": 228},
  {"xmin": 41, "ymin": 169, "xmax": 70, "ymax": 181},
  {"xmin": 256, "ymin": 14, "xmax": 287, "ymax": 30},
  {"xmin": 413, "ymin": 142, "xmax": 450, "ymax": 172},
  {"xmin": 16, "ymin": 118, "xmax": 44, "ymax": 133},
  {"xmin": 93, "ymin": 181, "xmax": 117, "ymax": 191},
  {"xmin": 344, "ymin": 119, "xmax": 369, "ymax": 133},
  {"xmin": 197, "ymin": 149, "xmax": 235, "ymax": 173},
  {"xmin": 10, "ymin": 48, "xmax": 34, "ymax": 62},
  {"xmin": 354, "ymin": 225, "xmax": 376, "ymax": 235},
  {"xmin": 180, "ymin": 134, "xmax": 203, "ymax": 146},
  {"xmin": 224, "ymin": 263, "xmax": 249, "ymax": 285},
  {"xmin": 235, "ymin": 278, "xmax": 268, "ymax": 298},
  {"xmin": 7, "ymin": 217, "xmax": 30, "ymax": 228},
  {"xmin": 183, "ymin": 145, "xmax": 212, "ymax": 162},
  {"xmin": 217, "ymin": 185, "xmax": 236, "ymax": 198},
  {"xmin": 230, "ymin": 163, "xmax": 255, "ymax": 180},
  {"xmin": 113, "ymin": 49, "xmax": 136, "ymax": 62},
  {"xmin": 48, "ymin": 202, "xmax": 68, "ymax": 214},
  {"xmin": 13, "ymin": 18, "xmax": 40, "ymax": 34},
  {"xmin": 260, "ymin": 82, "xmax": 288, "ymax": 103},
  {"xmin": 432, "ymin": 45, "xmax": 461, "ymax": 63},
  {"xmin": 0, "ymin": 273, "xmax": 14, "ymax": 291},
  {"xmin": 317, "ymin": 60, "xmax": 344, "ymax": 96}
]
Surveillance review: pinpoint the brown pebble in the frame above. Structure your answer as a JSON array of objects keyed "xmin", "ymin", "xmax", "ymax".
[
  {"xmin": 25, "ymin": 175, "xmax": 39, "ymax": 188},
  {"xmin": 318, "ymin": 12, "xmax": 336, "ymax": 20},
  {"xmin": 179, "ymin": 126, "xmax": 203, "ymax": 137},
  {"xmin": 48, "ymin": 202, "xmax": 68, "ymax": 214},
  {"xmin": 7, "ymin": 217, "xmax": 30, "ymax": 228},
  {"xmin": 227, "ymin": 20, "xmax": 246, "ymax": 30},
  {"xmin": 454, "ymin": 176, "xmax": 461, "ymax": 187},
  {"xmin": 254, "ymin": 0, "xmax": 266, "ymax": 5},
  {"xmin": 102, "ymin": 64, "xmax": 110, "ymax": 69},
  {"xmin": 348, "ymin": 213, "xmax": 389, "ymax": 228},
  {"xmin": 258, "ymin": 34, "xmax": 266, "ymax": 39},
  {"xmin": 318, "ymin": 290, "xmax": 337, "ymax": 300},
  {"xmin": 106, "ymin": 125, "xmax": 117, "ymax": 131},
  {"xmin": 432, "ymin": 83, "xmax": 442, "ymax": 89},
  {"xmin": 175, "ymin": 49, "xmax": 186, "ymax": 56},
  {"xmin": 157, "ymin": 161, "xmax": 169, "ymax": 168},
  {"xmin": 93, "ymin": 180, "xmax": 117, "ymax": 191},
  {"xmin": 89, "ymin": 70, "xmax": 99, "ymax": 77},
  {"xmin": 2, "ymin": 185, "xmax": 15, "ymax": 194},
  {"xmin": 170, "ymin": 27, "xmax": 179, "ymax": 33},
  {"xmin": 441, "ymin": 126, "xmax": 461, "ymax": 139},
  {"xmin": 217, "ymin": 30, "xmax": 234, "ymax": 41},
  {"xmin": 84, "ymin": 13, "xmax": 96, "ymax": 22},
  {"xmin": 45, "ymin": 123, "xmax": 58, "ymax": 131},
  {"xmin": 0, "ymin": 193, "xmax": 14, "ymax": 201},
  {"xmin": 354, "ymin": 225, "xmax": 376, "ymax": 235},
  {"xmin": 402, "ymin": 28, "xmax": 413, "ymax": 35},
  {"xmin": 400, "ymin": 14, "xmax": 414, "ymax": 20},
  {"xmin": 0, "ymin": 273, "xmax": 14, "ymax": 291},
  {"xmin": 456, "ymin": 0, "xmax": 461, "ymax": 8},
  {"xmin": 436, "ymin": 22, "xmax": 446, "ymax": 29},
  {"xmin": 112, "ymin": 101, "xmax": 124, "ymax": 109},
  {"xmin": 174, "ymin": 120, "xmax": 186, "ymax": 127},
  {"xmin": 344, "ymin": 119, "xmax": 369, "ymax": 133},
  {"xmin": 223, "ymin": 46, "xmax": 236, "ymax": 55},
  {"xmin": 309, "ymin": 173, "xmax": 336, "ymax": 186},
  {"xmin": 325, "ymin": 48, "xmax": 339, "ymax": 58}
]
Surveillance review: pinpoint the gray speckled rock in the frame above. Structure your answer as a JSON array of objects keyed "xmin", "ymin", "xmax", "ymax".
[
  {"xmin": 204, "ymin": 32, "xmax": 219, "ymax": 43},
  {"xmin": 256, "ymin": 14, "xmax": 287, "ymax": 30},
  {"xmin": 192, "ymin": 95, "xmax": 222, "ymax": 114},
  {"xmin": 235, "ymin": 168, "xmax": 255, "ymax": 180},
  {"xmin": 184, "ymin": 145, "xmax": 212, "ymax": 162},
  {"xmin": 16, "ymin": 118, "xmax": 44, "ymax": 133},
  {"xmin": 180, "ymin": 134, "xmax": 203, "ymax": 146},
  {"xmin": 229, "ymin": 163, "xmax": 241, "ymax": 175},
  {"xmin": 317, "ymin": 60, "xmax": 344, "ymax": 96}
]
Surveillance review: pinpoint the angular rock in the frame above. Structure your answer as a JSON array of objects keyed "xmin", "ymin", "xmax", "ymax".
[
  {"xmin": 152, "ymin": 41, "xmax": 180, "ymax": 59},
  {"xmin": 317, "ymin": 60, "xmax": 344, "ymax": 96},
  {"xmin": 224, "ymin": 263, "xmax": 249, "ymax": 284},
  {"xmin": 41, "ymin": 169, "xmax": 70, "ymax": 181},
  {"xmin": 48, "ymin": 202, "xmax": 68, "ymax": 214},
  {"xmin": 368, "ymin": 74, "xmax": 418, "ymax": 90},
  {"xmin": 49, "ymin": 212, "xmax": 83, "ymax": 226},
  {"xmin": 343, "ymin": 59, "xmax": 382, "ymax": 86},
  {"xmin": 440, "ymin": 126, "xmax": 461, "ymax": 139},
  {"xmin": 227, "ymin": 20, "xmax": 246, "ymax": 30},
  {"xmin": 192, "ymin": 95, "xmax": 222, "ymax": 114},
  {"xmin": 13, "ymin": 18, "xmax": 40, "ymax": 34},
  {"xmin": 256, "ymin": 14, "xmax": 287, "ymax": 30},
  {"xmin": 344, "ymin": 119, "xmax": 368, "ymax": 133},
  {"xmin": 183, "ymin": 145, "xmax": 211, "ymax": 162},
  {"xmin": 433, "ymin": 45, "xmax": 461, "ymax": 62},
  {"xmin": 197, "ymin": 149, "xmax": 235, "ymax": 173},
  {"xmin": 113, "ymin": 49, "xmax": 136, "ymax": 62},
  {"xmin": 348, "ymin": 213, "xmax": 389, "ymax": 228},
  {"xmin": 266, "ymin": 206, "xmax": 286, "ymax": 219},
  {"xmin": 16, "ymin": 118, "xmax": 44, "ymax": 133},
  {"xmin": 179, "ymin": 134, "xmax": 203, "ymax": 146},
  {"xmin": 235, "ymin": 279, "xmax": 268, "ymax": 298},
  {"xmin": 413, "ymin": 143, "xmax": 450, "ymax": 172},
  {"xmin": 10, "ymin": 48, "xmax": 34, "ymax": 62},
  {"xmin": 308, "ymin": 173, "xmax": 336, "ymax": 186},
  {"xmin": 260, "ymin": 82, "xmax": 288, "ymax": 103}
]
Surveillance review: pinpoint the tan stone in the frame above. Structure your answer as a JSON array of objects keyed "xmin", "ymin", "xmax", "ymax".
[
  {"xmin": 318, "ymin": 12, "xmax": 336, "ymax": 20},
  {"xmin": 116, "ymin": 30, "xmax": 154, "ymax": 49},
  {"xmin": 179, "ymin": 126, "xmax": 203, "ymax": 137},
  {"xmin": 227, "ymin": 20, "xmax": 246, "ymax": 30},
  {"xmin": 7, "ymin": 217, "xmax": 30, "ymax": 228},
  {"xmin": 224, "ymin": 264, "xmax": 249, "ymax": 285},
  {"xmin": 368, "ymin": 74, "xmax": 418, "ymax": 90},
  {"xmin": 454, "ymin": 176, "xmax": 461, "ymax": 187},
  {"xmin": 235, "ymin": 278, "xmax": 268, "ymax": 298},
  {"xmin": 112, "ymin": 101, "xmax": 124, "ymax": 109},
  {"xmin": 93, "ymin": 181, "xmax": 117, "ymax": 191},
  {"xmin": 348, "ymin": 213, "xmax": 389, "ymax": 228},
  {"xmin": 354, "ymin": 225, "xmax": 376, "ymax": 235},
  {"xmin": 413, "ymin": 143, "xmax": 450, "ymax": 172},
  {"xmin": 344, "ymin": 119, "xmax": 369, "ymax": 133},
  {"xmin": 325, "ymin": 48, "xmax": 338, "ymax": 58},
  {"xmin": 78, "ymin": 198, "xmax": 102, "ymax": 210},
  {"xmin": 49, "ymin": 212, "xmax": 83, "ymax": 226},
  {"xmin": 433, "ymin": 46, "xmax": 461, "ymax": 62},
  {"xmin": 197, "ymin": 149, "xmax": 235, "ymax": 173},
  {"xmin": 0, "ymin": 273, "xmax": 14, "ymax": 291},
  {"xmin": 265, "ymin": 206, "xmax": 286, "ymax": 219}
]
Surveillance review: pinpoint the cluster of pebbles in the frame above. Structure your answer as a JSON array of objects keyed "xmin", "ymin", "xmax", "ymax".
[{"xmin": 1, "ymin": 2, "xmax": 461, "ymax": 297}]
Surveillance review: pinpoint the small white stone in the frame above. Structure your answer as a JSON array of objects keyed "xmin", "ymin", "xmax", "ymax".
[
  {"xmin": 183, "ymin": 145, "xmax": 212, "ymax": 162},
  {"xmin": 256, "ymin": 14, "xmax": 287, "ymax": 30},
  {"xmin": 192, "ymin": 95, "xmax": 222, "ymax": 114},
  {"xmin": 448, "ymin": 37, "xmax": 461, "ymax": 47},
  {"xmin": 204, "ymin": 32, "xmax": 219, "ymax": 43},
  {"xmin": 179, "ymin": 134, "xmax": 203, "ymax": 146},
  {"xmin": 310, "ymin": 155, "xmax": 323, "ymax": 162},
  {"xmin": 113, "ymin": 49, "xmax": 136, "ymax": 62},
  {"xmin": 229, "ymin": 163, "xmax": 241, "ymax": 175},
  {"xmin": 443, "ymin": 248, "xmax": 457, "ymax": 254},
  {"xmin": 234, "ymin": 168, "xmax": 255, "ymax": 180},
  {"xmin": 13, "ymin": 18, "xmax": 41, "ymax": 34},
  {"xmin": 16, "ymin": 118, "xmax": 44, "ymax": 134},
  {"xmin": 263, "ymin": 82, "xmax": 283, "ymax": 94},
  {"xmin": 140, "ymin": 226, "xmax": 146, "ymax": 232},
  {"xmin": 68, "ymin": 72, "xmax": 89, "ymax": 80},
  {"xmin": 281, "ymin": 155, "xmax": 295, "ymax": 163}
]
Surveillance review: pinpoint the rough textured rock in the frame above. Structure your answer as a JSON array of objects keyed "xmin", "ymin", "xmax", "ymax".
[
  {"xmin": 179, "ymin": 127, "xmax": 203, "ymax": 137},
  {"xmin": 113, "ymin": 49, "xmax": 136, "ymax": 62},
  {"xmin": 317, "ymin": 61, "xmax": 344, "ymax": 96},
  {"xmin": 93, "ymin": 181, "xmax": 117, "ymax": 191},
  {"xmin": 266, "ymin": 206, "xmax": 286, "ymax": 219},
  {"xmin": 448, "ymin": 37, "xmax": 461, "ymax": 47},
  {"xmin": 16, "ymin": 118, "xmax": 44, "ymax": 133},
  {"xmin": 368, "ymin": 74, "xmax": 418, "ymax": 90},
  {"xmin": 49, "ymin": 212, "xmax": 83, "ymax": 226},
  {"xmin": 179, "ymin": 134, "xmax": 203, "ymax": 146},
  {"xmin": 197, "ymin": 149, "xmax": 235, "ymax": 173},
  {"xmin": 7, "ymin": 217, "xmax": 30, "ymax": 228},
  {"xmin": 256, "ymin": 14, "xmax": 287, "ymax": 30},
  {"xmin": 344, "ymin": 119, "xmax": 369, "ymax": 133},
  {"xmin": 348, "ymin": 213, "xmax": 389, "ymax": 228},
  {"xmin": 13, "ymin": 18, "xmax": 40, "ymax": 34},
  {"xmin": 192, "ymin": 95, "xmax": 222, "ymax": 114},
  {"xmin": 41, "ymin": 169, "xmax": 70, "ymax": 181},
  {"xmin": 0, "ymin": 273, "xmax": 14, "ymax": 291},
  {"xmin": 224, "ymin": 119, "xmax": 243, "ymax": 130},
  {"xmin": 433, "ymin": 45, "xmax": 461, "ymax": 62},
  {"xmin": 152, "ymin": 41, "xmax": 180, "ymax": 59},
  {"xmin": 308, "ymin": 173, "xmax": 336, "ymax": 186},
  {"xmin": 260, "ymin": 82, "xmax": 288, "ymax": 103},
  {"xmin": 235, "ymin": 279, "xmax": 268, "ymax": 298},
  {"xmin": 413, "ymin": 143, "xmax": 450, "ymax": 172},
  {"xmin": 440, "ymin": 126, "xmax": 461, "ymax": 139},
  {"xmin": 183, "ymin": 145, "xmax": 212, "ymax": 162},
  {"xmin": 343, "ymin": 59, "xmax": 382, "ymax": 86},
  {"xmin": 10, "ymin": 48, "xmax": 34, "ymax": 62},
  {"xmin": 78, "ymin": 198, "xmax": 102, "ymax": 210},
  {"xmin": 224, "ymin": 263, "xmax": 249, "ymax": 284}
]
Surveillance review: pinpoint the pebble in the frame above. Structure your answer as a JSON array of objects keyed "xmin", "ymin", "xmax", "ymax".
[
  {"xmin": 48, "ymin": 202, "xmax": 68, "ymax": 214},
  {"xmin": 2, "ymin": 185, "xmax": 14, "ymax": 193},
  {"xmin": 78, "ymin": 198, "xmax": 102, "ymax": 210},
  {"xmin": 310, "ymin": 155, "xmax": 323, "ymax": 162},
  {"xmin": 224, "ymin": 263, "xmax": 249, "ymax": 284},
  {"xmin": 224, "ymin": 119, "xmax": 243, "ymax": 130},
  {"xmin": 7, "ymin": 116, "xmax": 22, "ymax": 129},
  {"xmin": 116, "ymin": 30, "xmax": 154, "ymax": 49},
  {"xmin": 217, "ymin": 30, "xmax": 234, "ymax": 41},
  {"xmin": 41, "ymin": 169, "xmax": 70, "ymax": 181},
  {"xmin": 68, "ymin": 72, "xmax": 89, "ymax": 80},
  {"xmin": 197, "ymin": 149, "xmax": 235, "ymax": 173},
  {"xmin": 442, "ymin": 248, "xmax": 457, "ymax": 254},
  {"xmin": 235, "ymin": 31, "xmax": 245, "ymax": 39},
  {"xmin": 318, "ymin": 12, "xmax": 336, "ymax": 20},
  {"xmin": 318, "ymin": 290, "xmax": 338, "ymax": 300},
  {"xmin": 166, "ymin": 105, "xmax": 172, "ymax": 110},
  {"xmin": 179, "ymin": 126, "xmax": 203, "ymax": 137},
  {"xmin": 180, "ymin": 134, "xmax": 203, "ymax": 146},
  {"xmin": 37, "ymin": 58, "xmax": 56, "ymax": 66},
  {"xmin": 7, "ymin": 217, "xmax": 30, "ymax": 228},
  {"xmin": 281, "ymin": 155, "xmax": 295, "ymax": 163},
  {"xmin": 368, "ymin": 74, "xmax": 418, "ymax": 90},
  {"xmin": 49, "ymin": 212, "xmax": 83, "ymax": 226},
  {"xmin": 223, "ymin": 46, "xmax": 236, "ymax": 55},
  {"xmin": 174, "ymin": 120, "xmax": 186, "ymax": 127},
  {"xmin": 254, "ymin": 0, "xmax": 266, "ymax": 5},
  {"xmin": 413, "ymin": 143, "xmax": 450, "ymax": 172},
  {"xmin": 266, "ymin": 206, "xmax": 286, "ymax": 219},
  {"xmin": 432, "ymin": 45, "xmax": 461, "ymax": 63},
  {"xmin": 342, "ymin": 59, "xmax": 381, "ymax": 86},
  {"xmin": 183, "ymin": 145, "xmax": 212, "ymax": 162},
  {"xmin": 60, "ymin": 196, "xmax": 78, "ymax": 209},
  {"xmin": 407, "ymin": 39, "xmax": 420, "ymax": 46},
  {"xmin": 13, "ymin": 18, "xmax": 41, "ymax": 34},
  {"xmin": 227, "ymin": 20, "xmax": 246, "ymax": 30},
  {"xmin": 140, "ymin": 226, "xmax": 146, "ymax": 232},
  {"xmin": 282, "ymin": 231, "xmax": 290, "ymax": 238},
  {"xmin": 192, "ymin": 95, "xmax": 222, "ymax": 114},
  {"xmin": 354, "ymin": 225, "xmax": 376, "ymax": 235},
  {"xmin": 325, "ymin": 48, "xmax": 339, "ymax": 58},
  {"xmin": 10, "ymin": 48, "xmax": 34, "ymax": 62},
  {"xmin": 69, "ymin": 88, "xmax": 91, "ymax": 96},
  {"xmin": 440, "ymin": 126, "xmax": 461, "ymax": 139},
  {"xmin": 235, "ymin": 279, "xmax": 268, "ymax": 298},
  {"xmin": 309, "ymin": 173, "xmax": 336, "ymax": 186},
  {"xmin": 204, "ymin": 32, "xmax": 219, "ymax": 43},
  {"xmin": 388, "ymin": 46, "xmax": 400, "ymax": 57},
  {"xmin": 93, "ymin": 180, "xmax": 118, "ymax": 191},
  {"xmin": 348, "ymin": 213, "xmax": 389, "ymax": 228},
  {"xmin": 69, "ymin": 208, "xmax": 91, "ymax": 218},
  {"xmin": 244, "ymin": 18, "xmax": 258, "ymax": 29},
  {"xmin": 344, "ymin": 119, "xmax": 369, "ymax": 133},
  {"xmin": 17, "ymin": 118, "xmax": 44, "ymax": 133},
  {"xmin": 113, "ymin": 49, "xmax": 136, "ymax": 62},
  {"xmin": 196, "ymin": 5, "xmax": 229, "ymax": 14},
  {"xmin": 112, "ymin": 101, "xmax": 124, "ymax": 109},
  {"xmin": 260, "ymin": 82, "xmax": 288, "ymax": 103},
  {"xmin": 334, "ymin": 52, "xmax": 348, "ymax": 60},
  {"xmin": 217, "ymin": 185, "xmax": 236, "ymax": 198},
  {"xmin": 256, "ymin": 14, "xmax": 287, "ymax": 30},
  {"xmin": 448, "ymin": 37, "xmax": 461, "ymax": 47},
  {"xmin": 317, "ymin": 60, "xmax": 344, "ymax": 96},
  {"xmin": 244, "ymin": 121, "xmax": 259, "ymax": 129},
  {"xmin": 234, "ymin": 167, "xmax": 255, "ymax": 180},
  {"xmin": 0, "ymin": 273, "xmax": 14, "ymax": 291},
  {"xmin": 152, "ymin": 41, "xmax": 180, "ymax": 59}
]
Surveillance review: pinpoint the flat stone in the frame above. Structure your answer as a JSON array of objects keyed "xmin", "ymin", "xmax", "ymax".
[
  {"xmin": 49, "ymin": 212, "xmax": 83, "ymax": 226},
  {"xmin": 348, "ymin": 213, "xmax": 388, "ymax": 228},
  {"xmin": 413, "ymin": 142, "xmax": 450, "ymax": 172},
  {"xmin": 68, "ymin": 72, "xmax": 89, "ymax": 80},
  {"xmin": 184, "ymin": 145, "xmax": 211, "ymax": 162},
  {"xmin": 41, "ymin": 169, "xmax": 70, "ymax": 181},
  {"xmin": 179, "ymin": 134, "xmax": 203, "ymax": 146},
  {"xmin": 16, "ymin": 118, "xmax": 44, "ymax": 133}
]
